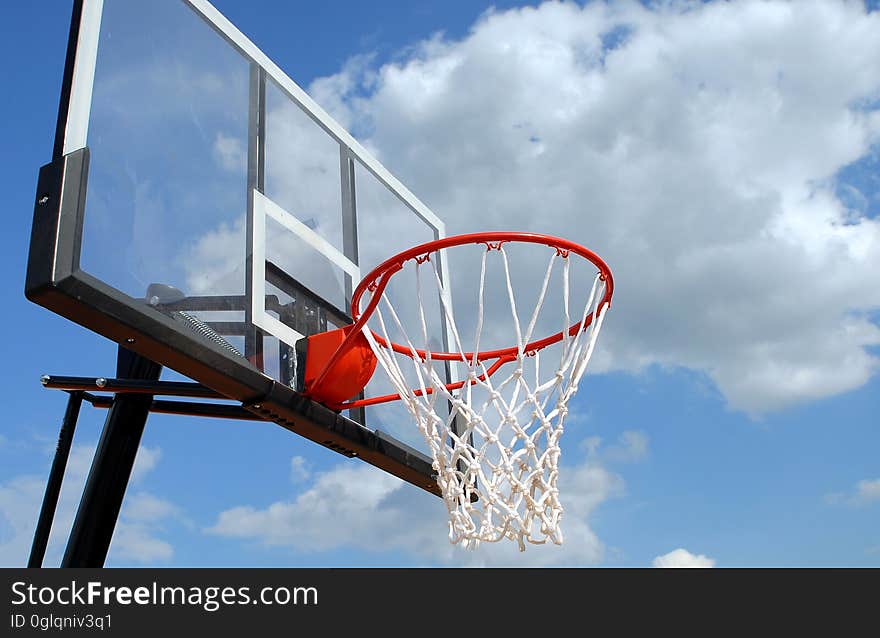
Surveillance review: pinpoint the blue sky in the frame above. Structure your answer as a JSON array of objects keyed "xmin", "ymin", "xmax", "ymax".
[{"xmin": 2, "ymin": 0, "xmax": 879, "ymax": 567}]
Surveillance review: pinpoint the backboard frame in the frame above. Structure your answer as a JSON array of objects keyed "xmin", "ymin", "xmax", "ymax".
[{"xmin": 25, "ymin": 0, "xmax": 453, "ymax": 496}]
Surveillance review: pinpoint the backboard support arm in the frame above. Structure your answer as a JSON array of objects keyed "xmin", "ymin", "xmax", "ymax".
[
  {"xmin": 61, "ymin": 347, "xmax": 162, "ymax": 567},
  {"xmin": 31, "ymin": 369, "xmax": 443, "ymax": 567}
]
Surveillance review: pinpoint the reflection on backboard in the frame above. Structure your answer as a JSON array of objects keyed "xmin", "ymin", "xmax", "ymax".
[{"xmin": 26, "ymin": 0, "xmax": 453, "ymax": 492}]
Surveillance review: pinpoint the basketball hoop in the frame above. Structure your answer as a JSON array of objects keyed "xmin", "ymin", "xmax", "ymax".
[{"xmin": 302, "ymin": 232, "xmax": 614, "ymax": 550}]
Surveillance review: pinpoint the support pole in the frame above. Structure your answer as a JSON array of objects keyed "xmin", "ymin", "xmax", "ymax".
[
  {"xmin": 61, "ymin": 347, "xmax": 161, "ymax": 567},
  {"xmin": 28, "ymin": 391, "xmax": 83, "ymax": 567},
  {"xmin": 244, "ymin": 62, "xmax": 266, "ymax": 370}
]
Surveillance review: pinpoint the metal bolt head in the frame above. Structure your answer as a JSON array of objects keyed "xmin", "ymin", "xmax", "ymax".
[
  {"xmin": 125, "ymin": 337, "xmax": 136, "ymax": 344},
  {"xmin": 40, "ymin": 375, "xmax": 50, "ymax": 386},
  {"xmin": 37, "ymin": 195, "xmax": 49, "ymax": 206},
  {"xmin": 253, "ymin": 404, "xmax": 261, "ymax": 410},
  {"xmin": 96, "ymin": 377, "xmax": 107, "ymax": 388}
]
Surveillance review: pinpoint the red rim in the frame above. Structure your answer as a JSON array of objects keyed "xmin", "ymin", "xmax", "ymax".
[{"xmin": 350, "ymin": 231, "xmax": 614, "ymax": 362}]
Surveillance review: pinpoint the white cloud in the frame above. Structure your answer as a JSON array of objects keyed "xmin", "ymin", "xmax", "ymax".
[
  {"xmin": 213, "ymin": 133, "xmax": 246, "ymax": 173},
  {"xmin": 109, "ymin": 491, "xmax": 180, "ymax": 565},
  {"xmin": 309, "ymin": 54, "xmax": 378, "ymax": 135},
  {"xmin": 0, "ymin": 442, "xmax": 177, "ymax": 566},
  {"xmin": 131, "ymin": 446, "xmax": 162, "ymax": 485},
  {"xmin": 305, "ymin": 0, "xmax": 880, "ymax": 415},
  {"xmin": 183, "ymin": 215, "xmax": 246, "ymax": 296},
  {"xmin": 120, "ymin": 491, "xmax": 179, "ymax": 523},
  {"xmin": 0, "ymin": 474, "xmax": 50, "ymax": 566},
  {"xmin": 289, "ymin": 456, "xmax": 312, "ymax": 483},
  {"xmin": 110, "ymin": 524, "xmax": 174, "ymax": 564},
  {"xmin": 207, "ymin": 438, "xmax": 623, "ymax": 566},
  {"xmin": 826, "ymin": 478, "xmax": 880, "ymax": 507},
  {"xmin": 653, "ymin": 548, "xmax": 716, "ymax": 568},
  {"xmin": 605, "ymin": 430, "xmax": 649, "ymax": 463},
  {"xmin": 855, "ymin": 479, "xmax": 880, "ymax": 505},
  {"xmin": 580, "ymin": 435, "xmax": 603, "ymax": 457},
  {"xmin": 63, "ymin": 444, "xmax": 160, "ymax": 485}
]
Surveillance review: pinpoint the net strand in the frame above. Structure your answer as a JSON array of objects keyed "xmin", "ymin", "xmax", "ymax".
[{"xmin": 360, "ymin": 245, "xmax": 608, "ymax": 551}]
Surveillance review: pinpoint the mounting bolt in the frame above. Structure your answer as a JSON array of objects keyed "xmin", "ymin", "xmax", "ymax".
[
  {"xmin": 96, "ymin": 378, "xmax": 107, "ymax": 388},
  {"xmin": 40, "ymin": 375, "xmax": 50, "ymax": 386},
  {"xmin": 125, "ymin": 337, "xmax": 136, "ymax": 344},
  {"xmin": 253, "ymin": 404, "xmax": 261, "ymax": 409},
  {"xmin": 37, "ymin": 195, "xmax": 49, "ymax": 206}
]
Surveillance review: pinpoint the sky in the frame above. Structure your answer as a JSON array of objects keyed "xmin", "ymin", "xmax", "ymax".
[{"xmin": 1, "ymin": 0, "xmax": 879, "ymax": 568}]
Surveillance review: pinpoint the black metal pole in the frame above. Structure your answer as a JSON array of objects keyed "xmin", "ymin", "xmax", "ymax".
[
  {"xmin": 28, "ymin": 391, "xmax": 84, "ymax": 567},
  {"xmin": 61, "ymin": 347, "xmax": 161, "ymax": 567}
]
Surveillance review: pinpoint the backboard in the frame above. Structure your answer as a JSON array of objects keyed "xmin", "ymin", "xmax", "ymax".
[{"xmin": 26, "ymin": 0, "xmax": 454, "ymax": 494}]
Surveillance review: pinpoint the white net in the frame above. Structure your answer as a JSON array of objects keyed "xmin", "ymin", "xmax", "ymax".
[{"xmin": 360, "ymin": 244, "xmax": 609, "ymax": 550}]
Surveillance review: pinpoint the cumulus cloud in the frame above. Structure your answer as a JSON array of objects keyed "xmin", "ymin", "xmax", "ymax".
[
  {"xmin": 207, "ymin": 438, "xmax": 623, "ymax": 566},
  {"xmin": 120, "ymin": 492, "xmax": 179, "ymax": 523},
  {"xmin": 0, "ymin": 442, "xmax": 177, "ymax": 566},
  {"xmin": 110, "ymin": 491, "xmax": 180, "ymax": 564},
  {"xmin": 184, "ymin": 215, "xmax": 246, "ymax": 296},
  {"xmin": 855, "ymin": 479, "xmax": 880, "ymax": 505},
  {"xmin": 302, "ymin": 0, "xmax": 880, "ymax": 415},
  {"xmin": 289, "ymin": 456, "xmax": 312, "ymax": 483},
  {"xmin": 213, "ymin": 132, "xmax": 246, "ymax": 173},
  {"xmin": 130, "ymin": 447, "xmax": 163, "ymax": 485},
  {"xmin": 826, "ymin": 478, "xmax": 880, "ymax": 507},
  {"xmin": 0, "ymin": 474, "xmax": 50, "ymax": 566},
  {"xmin": 604, "ymin": 430, "xmax": 650, "ymax": 463},
  {"xmin": 110, "ymin": 523, "xmax": 174, "ymax": 564},
  {"xmin": 653, "ymin": 548, "xmax": 716, "ymax": 568}
]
